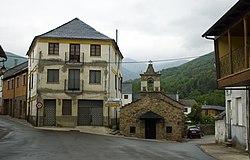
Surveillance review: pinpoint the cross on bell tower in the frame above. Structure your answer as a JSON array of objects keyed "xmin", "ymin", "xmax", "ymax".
[{"xmin": 140, "ymin": 61, "xmax": 161, "ymax": 92}]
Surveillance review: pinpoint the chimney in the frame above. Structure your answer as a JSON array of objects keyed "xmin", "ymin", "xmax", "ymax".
[
  {"xmin": 14, "ymin": 59, "xmax": 18, "ymax": 66},
  {"xmin": 116, "ymin": 29, "xmax": 118, "ymax": 44}
]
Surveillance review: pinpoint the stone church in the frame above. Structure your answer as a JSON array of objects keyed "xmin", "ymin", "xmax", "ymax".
[{"xmin": 120, "ymin": 63, "xmax": 184, "ymax": 140}]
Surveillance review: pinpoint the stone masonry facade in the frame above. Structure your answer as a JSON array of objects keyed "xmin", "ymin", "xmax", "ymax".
[{"xmin": 120, "ymin": 92, "xmax": 184, "ymax": 141}]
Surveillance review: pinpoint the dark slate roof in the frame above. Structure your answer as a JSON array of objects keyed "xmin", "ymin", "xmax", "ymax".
[
  {"xmin": 3, "ymin": 61, "xmax": 28, "ymax": 80},
  {"xmin": 139, "ymin": 111, "xmax": 163, "ymax": 120},
  {"xmin": 202, "ymin": 0, "xmax": 250, "ymax": 37},
  {"xmin": 166, "ymin": 94, "xmax": 178, "ymax": 101},
  {"xmin": 27, "ymin": 18, "xmax": 123, "ymax": 58},
  {"xmin": 122, "ymin": 82, "xmax": 132, "ymax": 94},
  {"xmin": 132, "ymin": 93, "xmax": 140, "ymax": 101},
  {"xmin": 201, "ymin": 105, "xmax": 225, "ymax": 111},
  {"xmin": 39, "ymin": 18, "xmax": 111, "ymax": 40},
  {"xmin": 179, "ymin": 99, "xmax": 197, "ymax": 107},
  {"xmin": 0, "ymin": 45, "xmax": 7, "ymax": 59}
]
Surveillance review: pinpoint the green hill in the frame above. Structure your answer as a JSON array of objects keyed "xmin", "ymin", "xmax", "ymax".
[{"xmin": 130, "ymin": 52, "xmax": 225, "ymax": 106}]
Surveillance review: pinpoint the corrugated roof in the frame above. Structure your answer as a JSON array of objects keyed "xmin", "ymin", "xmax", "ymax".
[
  {"xmin": 3, "ymin": 61, "xmax": 28, "ymax": 80},
  {"xmin": 202, "ymin": 105, "xmax": 225, "ymax": 111},
  {"xmin": 122, "ymin": 83, "xmax": 132, "ymax": 94},
  {"xmin": 39, "ymin": 18, "xmax": 111, "ymax": 40}
]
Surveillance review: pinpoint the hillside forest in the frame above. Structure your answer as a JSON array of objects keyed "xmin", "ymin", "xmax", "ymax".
[{"xmin": 129, "ymin": 52, "xmax": 225, "ymax": 107}]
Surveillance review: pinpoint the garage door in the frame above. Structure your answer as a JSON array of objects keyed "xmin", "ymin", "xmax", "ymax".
[
  {"xmin": 78, "ymin": 100, "xmax": 103, "ymax": 126},
  {"xmin": 44, "ymin": 99, "xmax": 56, "ymax": 126}
]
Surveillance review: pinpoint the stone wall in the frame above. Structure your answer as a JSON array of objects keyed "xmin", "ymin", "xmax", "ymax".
[{"xmin": 120, "ymin": 92, "xmax": 184, "ymax": 141}]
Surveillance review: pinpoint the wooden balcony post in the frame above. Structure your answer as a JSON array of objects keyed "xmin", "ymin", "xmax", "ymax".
[
  {"xmin": 214, "ymin": 40, "xmax": 221, "ymax": 79},
  {"xmin": 228, "ymin": 30, "xmax": 233, "ymax": 74},
  {"xmin": 244, "ymin": 18, "xmax": 249, "ymax": 68}
]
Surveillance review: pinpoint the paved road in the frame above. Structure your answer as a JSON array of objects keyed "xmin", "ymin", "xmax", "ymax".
[{"xmin": 0, "ymin": 116, "xmax": 215, "ymax": 160}]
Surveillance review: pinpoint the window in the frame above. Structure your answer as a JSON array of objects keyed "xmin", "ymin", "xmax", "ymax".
[
  {"xmin": 118, "ymin": 77, "xmax": 122, "ymax": 91},
  {"xmin": 7, "ymin": 80, "xmax": 10, "ymax": 90},
  {"xmin": 89, "ymin": 70, "xmax": 101, "ymax": 84},
  {"xmin": 184, "ymin": 107, "xmax": 188, "ymax": 113},
  {"xmin": 115, "ymin": 75, "xmax": 117, "ymax": 89},
  {"xmin": 236, "ymin": 97, "xmax": 244, "ymax": 126},
  {"xmin": 124, "ymin": 95, "xmax": 128, "ymax": 99},
  {"xmin": 69, "ymin": 44, "xmax": 80, "ymax": 62},
  {"xmin": 90, "ymin": 44, "xmax": 101, "ymax": 56},
  {"xmin": 30, "ymin": 74, "xmax": 33, "ymax": 89},
  {"xmin": 143, "ymin": 87, "xmax": 146, "ymax": 91},
  {"xmin": 166, "ymin": 126, "xmax": 172, "ymax": 134},
  {"xmin": 62, "ymin": 99, "xmax": 72, "ymax": 115},
  {"xmin": 11, "ymin": 79, "xmax": 14, "ymax": 89},
  {"xmin": 48, "ymin": 43, "xmax": 59, "ymax": 55},
  {"xmin": 16, "ymin": 77, "xmax": 19, "ymax": 88},
  {"xmin": 22, "ymin": 74, "xmax": 26, "ymax": 86},
  {"xmin": 47, "ymin": 69, "xmax": 59, "ymax": 83},
  {"xmin": 130, "ymin": 127, "xmax": 136, "ymax": 133},
  {"xmin": 68, "ymin": 69, "xmax": 80, "ymax": 90}
]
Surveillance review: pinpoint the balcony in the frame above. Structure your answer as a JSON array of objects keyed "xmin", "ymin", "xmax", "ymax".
[
  {"xmin": 64, "ymin": 79, "xmax": 84, "ymax": 94},
  {"xmin": 218, "ymin": 46, "xmax": 250, "ymax": 87},
  {"xmin": 65, "ymin": 52, "xmax": 84, "ymax": 65}
]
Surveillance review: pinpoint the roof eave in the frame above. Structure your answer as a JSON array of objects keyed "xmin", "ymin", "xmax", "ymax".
[{"xmin": 202, "ymin": 0, "xmax": 250, "ymax": 37}]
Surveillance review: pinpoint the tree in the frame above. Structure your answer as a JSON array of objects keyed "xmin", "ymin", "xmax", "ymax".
[{"xmin": 188, "ymin": 103, "xmax": 202, "ymax": 124}]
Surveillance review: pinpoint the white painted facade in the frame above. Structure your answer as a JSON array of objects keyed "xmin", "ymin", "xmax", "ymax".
[
  {"xmin": 27, "ymin": 39, "xmax": 122, "ymax": 127},
  {"xmin": 225, "ymin": 88, "xmax": 248, "ymax": 150}
]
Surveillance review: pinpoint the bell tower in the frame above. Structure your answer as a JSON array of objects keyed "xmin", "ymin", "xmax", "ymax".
[{"xmin": 140, "ymin": 61, "xmax": 161, "ymax": 92}]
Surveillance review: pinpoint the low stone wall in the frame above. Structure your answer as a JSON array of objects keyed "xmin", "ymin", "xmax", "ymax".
[{"xmin": 200, "ymin": 124, "xmax": 215, "ymax": 135}]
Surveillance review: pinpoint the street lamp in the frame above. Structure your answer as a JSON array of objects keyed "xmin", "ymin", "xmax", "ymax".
[{"xmin": 0, "ymin": 45, "xmax": 7, "ymax": 75}]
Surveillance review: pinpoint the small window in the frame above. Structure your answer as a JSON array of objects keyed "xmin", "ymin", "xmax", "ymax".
[
  {"xmin": 30, "ymin": 74, "xmax": 34, "ymax": 89},
  {"xmin": 115, "ymin": 75, "xmax": 117, "ymax": 89},
  {"xmin": 62, "ymin": 99, "xmax": 72, "ymax": 115},
  {"xmin": 130, "ymin": 127, "xmax": 136, "ymax": 133},
  {"xmin": 7, "ymin": 80, "xmax": 10, "ymax": 90},
  {"xmin": 47, "ymin": 69, "xmax": 59, "ymax": 83},
  {"xmin": 11, "ymin": 79, "xmax": 14, "ymax": 89},
  {"xmin": 48, "ymin": 43, "xmax": 59, "ymax": 55},
  {"xmin": 22, "ymin": 74, "xmax": 26, "ymax": 86},
  {"xmin": 124, "ymin": 95, "xmax": 128, "ymax": 99},
  {"xmin": 143, "ymin": 87, "xmax": 146, "ymax": 91},
  {"xmin": 89, "ymin": 70, "xmax": 101, "ymax": 84},
  {"xmin": 90, "ymin": 44, "xmax": 101, "ymax": 56},
  {"xmin": 166, "ymin": 126, "xmax": 172, "ymax": 134},
  {"xmin": 184, "ymin": 107, "xmax": 188, "ymax": 112},
  {"xmin": 16, "ymin": 77, "xmax": 19, "ymax": 88},
  {"xmin": 155, "ymin": 87, "xmax": 159, "ymax": 91}
]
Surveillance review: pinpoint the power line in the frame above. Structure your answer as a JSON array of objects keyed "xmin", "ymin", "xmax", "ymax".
[{"xmin": 5, "ymin": 54, "xmax": 200, "ymax": 64}]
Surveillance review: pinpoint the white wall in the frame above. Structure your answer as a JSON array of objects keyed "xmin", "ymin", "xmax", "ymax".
[{"xmin": 225, "ymin": 88, "xmax": 248, "ymax": 150}]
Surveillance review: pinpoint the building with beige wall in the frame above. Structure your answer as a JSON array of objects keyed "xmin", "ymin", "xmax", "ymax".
[{"xmin": 26, "ymin": 18, "xmax": 123, "ymax": 127}]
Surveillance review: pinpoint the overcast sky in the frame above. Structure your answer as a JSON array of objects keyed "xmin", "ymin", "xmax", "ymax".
[{"xmin": 0, "ymin": 0, "xmax": 237, "ymax": 61}]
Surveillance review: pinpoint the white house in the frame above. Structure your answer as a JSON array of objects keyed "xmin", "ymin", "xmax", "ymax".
[
  {"xmin": 26, "ymin": 18, "xmax": 123, "ymax": 127},
  {"xmin": 122, "ymin": 82, "xmax": 132, "ymax": 106},
  {"xmin": 225, "ymin": 88, "xmax": 248, "ymax": 150}
]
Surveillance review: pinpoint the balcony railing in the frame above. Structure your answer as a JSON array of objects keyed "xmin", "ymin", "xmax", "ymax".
[
  {"xmin": 232, "ymin": 47, "xmax": 245, "ymax": 73},
  {"xmin": 64, "ymin": 79, "xmax": 84, "ymax": 93},
  {"xmin": 219, "ymin": 54, "xmax": 230, "ymax": 78},
  {"xmin": 219, "ymin": 46, "xmax": 250, "ymax": 78},
  {"xmin": 65, "ymin": 52, "xmax": 84, "ymax": 65}
]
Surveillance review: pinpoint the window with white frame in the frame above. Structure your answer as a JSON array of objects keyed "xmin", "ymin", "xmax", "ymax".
[{"xmin": 236, "ymin": 97, "xmax": 243, "ymax": 126}]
